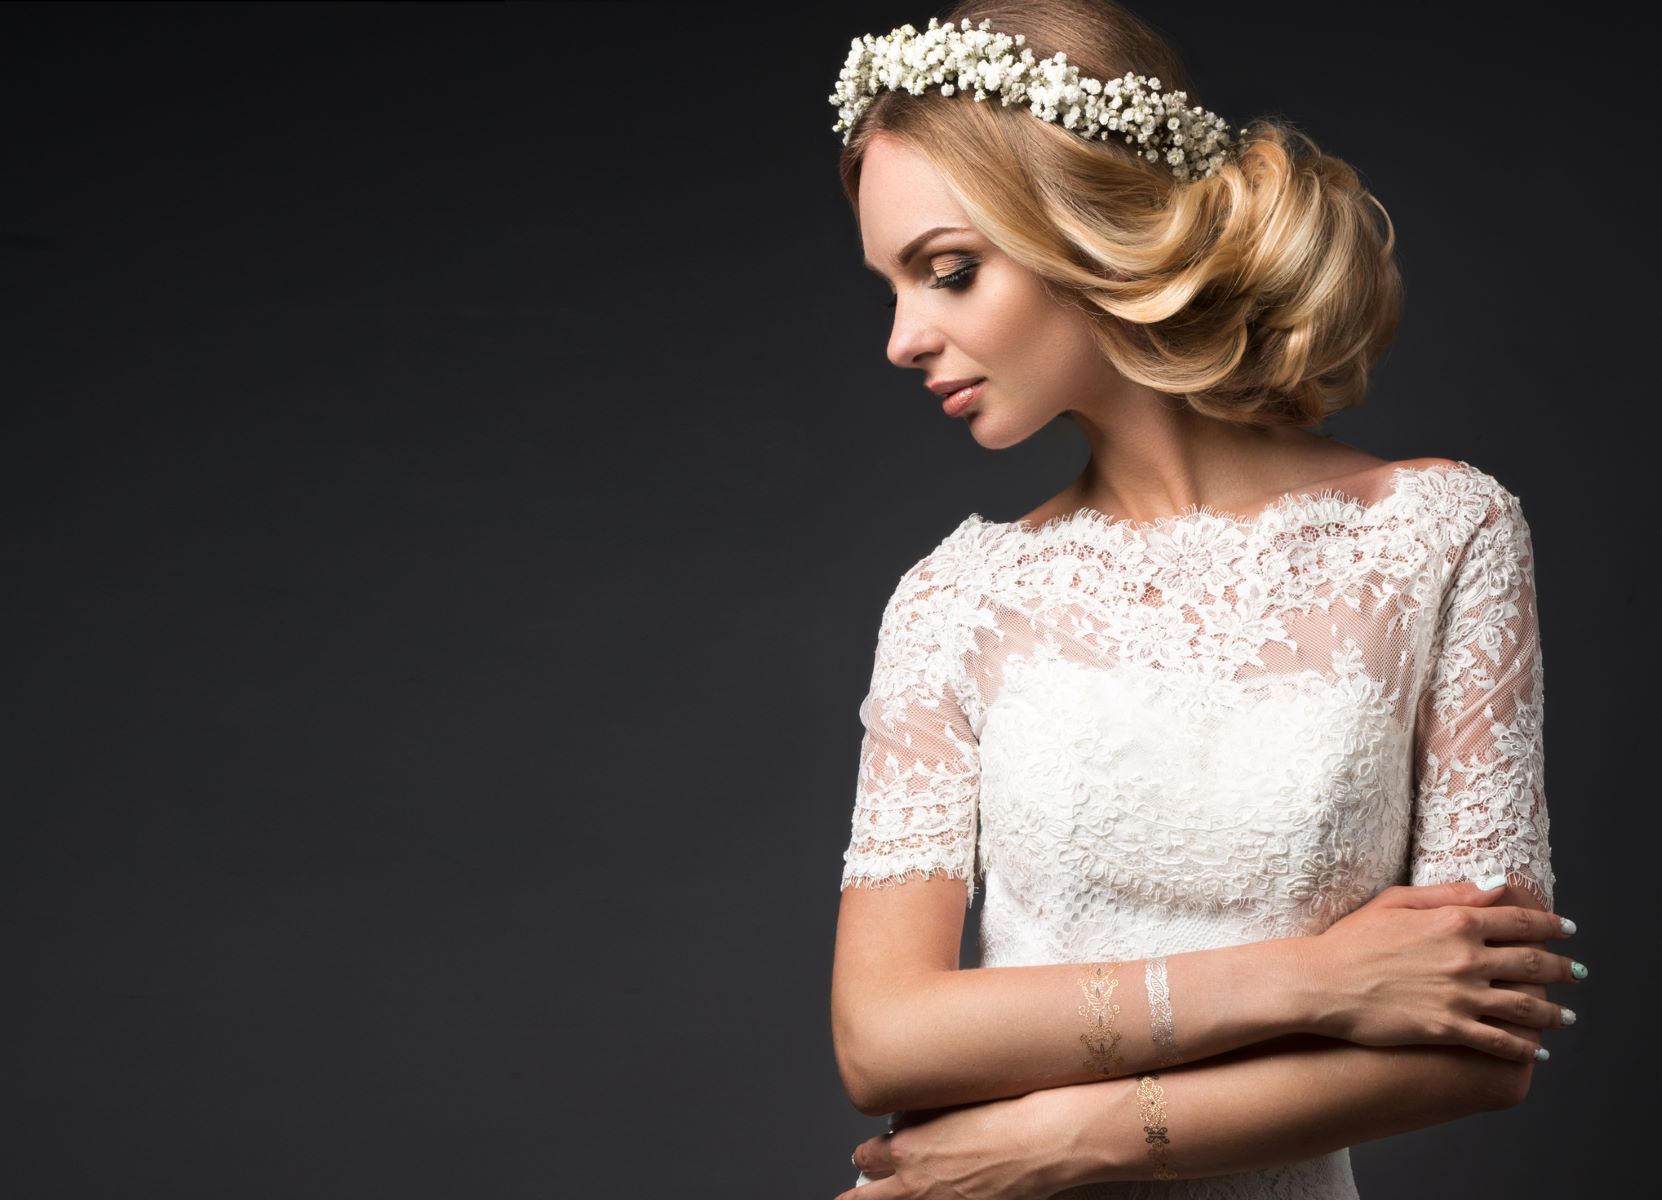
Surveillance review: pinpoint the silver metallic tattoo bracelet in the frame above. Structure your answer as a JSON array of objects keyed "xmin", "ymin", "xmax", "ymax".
[{"xmin": 1145, "ymin": 955, "xmax": 1182, "ymax": 1068}]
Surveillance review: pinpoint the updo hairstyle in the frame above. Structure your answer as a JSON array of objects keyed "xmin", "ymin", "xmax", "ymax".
[{"xmin": 837, "ymin": 0, "xmax": 1403, "ymax": 429}]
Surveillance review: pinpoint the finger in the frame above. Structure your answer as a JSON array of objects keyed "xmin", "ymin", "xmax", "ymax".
[
  {"xmin": 1482, "ymin": 944, "xmax": 1585, "ymax": 985},
  {"xmin": 1483, "ymin": 1013, "xmax": 1550, "ymax": 1060},
  {"xmin": 1379, "ymin": 879, "xmax": 1510, "ymax": 909},
  {"xmin": 1473, "ymin": 983, "xmax": 1575, "ymax": 1031},
  {"xmin": 1453, "ymin": 1015, "xmax": 1547, "ymax": 1063},
  {"xmin": 850, "ymin": 1134, "xmax": 896, "ymax": 1178},
  {"xmin": 1472, "ymin": 906, "xmax": 1575, "ymax": 944},
  {"xmin": 836, "ymin": 1172, "xmax": 902, "ymax": 1200},
  {"xmin": 840, "ymin": 1161, "xmax": 903, "ymax": 1199}
]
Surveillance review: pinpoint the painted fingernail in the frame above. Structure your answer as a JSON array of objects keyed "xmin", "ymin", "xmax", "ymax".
[
  {"xmin": 1570, "ymin": 961, "xmax": 1588, "ymax": 980},
  {"xmin": 1559, "ymin": 916, "xmax": 1577, "ymax": 935},
  {"xmin": 1534, "ymin": 1046, "xmax": 1551, "ymax": 1062},
  {"xmin": 1560, "ymin": 1006, "xmax": 1577, "ymax": 1025},
  {"xmin": 1471, "ymin": 871, "xmax": 1508, "ymax": 890}
]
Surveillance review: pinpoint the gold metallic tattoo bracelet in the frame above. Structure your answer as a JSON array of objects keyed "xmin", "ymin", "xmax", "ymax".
[
  {"xmin": 1145, "ymin": 955, "xmax": 1182, "ymax": 1068},
  {"xmin": 1137, "ymin": 1071, "xmax": 1178, "ymax": 1180},
  {"xmin": 1076, "ymin": 962, "xmax": 1126, "ymax": 1077}
]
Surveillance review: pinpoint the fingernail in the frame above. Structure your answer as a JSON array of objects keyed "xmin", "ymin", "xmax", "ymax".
[
  {"xmin": 1559, "ymin": 916, "xmax": 1577, "ymax": 935},
  {"xmin": 1471, "ymin": 871, "xmax": 1508, "ymax": 890},
  {"xmin": 1561, "ymin": 1006, "xmax": 1577, "ymax": 1025},
  {"xmin": 1571, "ymin": 961, "xmax": 1588, "ymax": 980},
  {"xmin": 1534, "ymin": 1046, "xmax": 1551, "ymax": 1062}
]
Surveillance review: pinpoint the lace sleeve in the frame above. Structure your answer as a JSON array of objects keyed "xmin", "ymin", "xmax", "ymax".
[
  {"xmin": 1408, "ymin": 486, "xmax": 1554, "ymax": 910},
  {"xmin": 841, "ymin": 553, "xmax": 981, "ymax": 907}
]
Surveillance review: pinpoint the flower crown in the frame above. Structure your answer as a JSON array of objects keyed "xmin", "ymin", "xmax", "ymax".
[{"xmin": 830, "ymin": 16, "xmax": 1248, "ymax": 183}]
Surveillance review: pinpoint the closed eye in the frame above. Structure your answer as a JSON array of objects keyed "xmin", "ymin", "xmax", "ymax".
[{"xmin": 886, "ymin": 257, "xmax": 979, "ymax": 308}]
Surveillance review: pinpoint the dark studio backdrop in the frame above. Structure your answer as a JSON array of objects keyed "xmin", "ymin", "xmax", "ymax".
[{"xmin": 4, "ymin": 1, "xmax": 1650, "ymax": 1195}]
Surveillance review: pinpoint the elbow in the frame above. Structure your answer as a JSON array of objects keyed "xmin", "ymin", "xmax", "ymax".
[
  {"xmin": 1492, "ymin": 1060, "xmax": 1536, "ymax": 1111},
  {"xmin": 845, "ymin": 1078, "xmax": 897, "ymax": 1119},
  {"xmin": 833, "ymin": 1025, "xmax": 899, "ymax": 1117},
  {"xmin": 1420, "ymin": 1043, "xmax": 1531, "ymax": 1116},
  {"xmin": 832, "ymin": 1002, "xmax": 906, "ymax": 1117},
  {"xmin": 1468, "ymin": 1054, "xmax": 1535, "ymax": 1113}
]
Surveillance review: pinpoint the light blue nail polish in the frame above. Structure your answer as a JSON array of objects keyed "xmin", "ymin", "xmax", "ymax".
[
  {"xmin": 1559, "ymin": 916, "xmax": 1577, "ymax": 935},
  {"xmin": 1534, "ymin": 1047, "xmax": 1550, "ymax": 1062},
  {"xmin": 1471, "ymin": 871, "xmax": 1508, "ymax": 890},
  {"xmin": 1571, "ymin": 961, "xmax": 1588, "ymax": 980},
  {"xmin": 1560, "ymin": 1007, "xmax": 1577, "ymax": 1025}
]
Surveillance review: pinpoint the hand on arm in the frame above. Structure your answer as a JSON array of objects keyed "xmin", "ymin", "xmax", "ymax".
[
  {"xmin": 1464, "ymin": 877, "xmax": 1573, "ymax": 1104},
  {"xmin": 833, "ymin": 875, "xmax": 1576, "ymax": 1117},
  {"xmin": 833, "ymin": 875, "xmax": 1316, "ymax": 1115},
  {"xmin": 1047, "ymin": 876, "xmax": 1579, "ymax": 1187}
]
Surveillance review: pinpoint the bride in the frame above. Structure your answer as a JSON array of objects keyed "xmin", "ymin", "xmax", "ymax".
[{"xmin": 827, "ymin": 3, "xmax": 1580, "ymax": 1198}]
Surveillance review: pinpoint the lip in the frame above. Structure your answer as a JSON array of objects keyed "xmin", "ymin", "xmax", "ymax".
[
  {"xmin": 926, "ymin": 376, "xmax": 984, "ymax": 398},
  {"xmin": 939, "ymin": 379, "xmax": 984, "ymax": 418}
]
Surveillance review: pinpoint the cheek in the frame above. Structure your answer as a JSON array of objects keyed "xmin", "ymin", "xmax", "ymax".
[
  {"xmin": 967, "ymin": 276, "xmax": 1058, "ymax": 363},
  {"xmin": 1046, "ymin": 316, "xmax": 1106, "ymax": 389},
  {"xmin": 979, "ymin": 278, "xmax": 1100, "ymax": 388}
]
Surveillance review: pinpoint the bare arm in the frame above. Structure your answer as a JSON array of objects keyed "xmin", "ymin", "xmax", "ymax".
[
  {"xmin": 847, "ymin": 1031, "xmax": 1530, "ymax": 1197},
  {"xmin": 1027, "ymin": 1030, "xmax": 1528, "ymax": 1188},
  {"xmin": 833, "ymin": 876, "xmax": 1567, "ymax": 1118},
  {"xmin": 833, "ymin": 877, "xmax": 1320, "ymax": 1117},
  {"xmin": 846, "ymin": 1010, "xmax": 1538, "ymax": 1196}
]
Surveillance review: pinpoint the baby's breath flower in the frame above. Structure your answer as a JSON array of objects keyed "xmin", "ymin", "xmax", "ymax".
[{"xmin": 829, "ymin": 16, "xmax": 1248, "ymax": 183}]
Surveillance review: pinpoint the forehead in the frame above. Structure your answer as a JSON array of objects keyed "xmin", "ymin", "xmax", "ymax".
[{"xmin": 857, "ymin": 137, "xmax": 973, "ymax": 266}]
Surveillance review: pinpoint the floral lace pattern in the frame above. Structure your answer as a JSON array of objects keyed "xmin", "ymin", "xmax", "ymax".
[{"xmin": 840, "ymin": 460, "xmax": 1553, "ymax": 1196}]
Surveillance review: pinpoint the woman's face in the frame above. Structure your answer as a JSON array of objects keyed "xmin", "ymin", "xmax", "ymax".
[{"xmin": 857, "ymin": 133, "xmax": 1115, "ymax": 448}]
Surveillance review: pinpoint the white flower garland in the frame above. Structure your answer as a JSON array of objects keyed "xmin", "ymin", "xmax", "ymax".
[{"xmin": 830, "ymin": 16, "xmax": 1248, "ymax": 183}]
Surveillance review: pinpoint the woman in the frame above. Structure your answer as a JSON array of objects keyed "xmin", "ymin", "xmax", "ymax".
[{"xmin": 827, "ymin": 3, "xmax": 1581, "ymax": 1197}]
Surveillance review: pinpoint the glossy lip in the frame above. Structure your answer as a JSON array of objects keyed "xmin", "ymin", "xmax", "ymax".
[
  {"xmin": 940, "ymin": 379, "xmax": 984, "ymax": 418},
  {"xmin": 926, "ymin": 376, "xmax": 985, "ymax": 398}
]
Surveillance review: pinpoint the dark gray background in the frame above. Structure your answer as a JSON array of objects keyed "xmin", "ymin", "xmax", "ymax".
[{"xmin": 5, "ymin": 1, "xmax": 1646, "ymax": 1195}]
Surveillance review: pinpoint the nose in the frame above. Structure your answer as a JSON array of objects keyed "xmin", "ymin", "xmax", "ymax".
[{"xmin": 885, "ymin": 293, "xmax": 944, "ymax": 371}]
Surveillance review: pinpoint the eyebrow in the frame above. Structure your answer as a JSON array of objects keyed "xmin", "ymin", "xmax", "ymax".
[{"xmin": 862, "ymin": 225, "xmax": 974, "ymax": 276}]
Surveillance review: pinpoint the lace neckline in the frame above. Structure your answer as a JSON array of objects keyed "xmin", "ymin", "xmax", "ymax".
[{"xmin": 967, "ymin": 460, "xmax": 1472, "ymax": 537}]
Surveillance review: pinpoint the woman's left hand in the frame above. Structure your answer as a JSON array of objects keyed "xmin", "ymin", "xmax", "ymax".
[{"xmin": 836, "ymin": 1087, "xmax": 1088, "ymax": 1200}]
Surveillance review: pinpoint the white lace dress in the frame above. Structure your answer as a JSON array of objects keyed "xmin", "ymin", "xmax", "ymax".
[{"xmin": 840, "ymin": 460, "xmax": 1553, "ymax": 1199}]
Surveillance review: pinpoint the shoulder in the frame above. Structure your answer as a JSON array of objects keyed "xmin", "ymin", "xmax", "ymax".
[
  {"xmin": 870, "ymin": 522, "xmax": 995, "ymax": 671},
  {"xmin": 874, "ymin": 523, "xmax": 973, "ymax": 634},
  {"xmin": 864, "ymin": 544, "xmax": 974, "ymax": 714},
  {"xmin": 1392, "ymin": 458, "xmax": 1534, "ymax": 580},
  {"xmin": 1391, "ymin": 456, "xmax": 1523, "ymax": 522}
]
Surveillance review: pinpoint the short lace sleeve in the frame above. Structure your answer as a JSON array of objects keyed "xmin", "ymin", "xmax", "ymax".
[
  {"xmin": 1408, "ymin": 484, "xmax": 1554, "ymax": 909},
  {"xmin": 841, "ymin": 552, "xmax": 981, "ymax": 907}
]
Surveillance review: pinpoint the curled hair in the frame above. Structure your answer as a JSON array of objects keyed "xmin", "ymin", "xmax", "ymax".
[{"xmin": 837, "ymin": 0, "xmax": 1403, "ymax": 429}]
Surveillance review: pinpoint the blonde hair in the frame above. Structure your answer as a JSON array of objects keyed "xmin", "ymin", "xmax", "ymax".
[{"xmin": 837, "ymin": 0, "xmax": 1403, "ymax": 429}]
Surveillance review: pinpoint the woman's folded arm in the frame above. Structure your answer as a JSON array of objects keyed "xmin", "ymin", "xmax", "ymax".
[
  {"xmin": 834, "ymin": 876, "xmax": 1331, "ymax": 1116},
  {"xmin": 833, "ymin": 874, "xmax": 1554, "ymax": 1119},
  {"xmin": 1030, "ymin": 1030, "xmax": 1531, "ymax": 1188}
]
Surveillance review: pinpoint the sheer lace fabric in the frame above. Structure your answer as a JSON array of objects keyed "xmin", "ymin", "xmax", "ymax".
[{"xmin": 840, "ymin": 460, "xmax": 1552, "ymax": 1199}]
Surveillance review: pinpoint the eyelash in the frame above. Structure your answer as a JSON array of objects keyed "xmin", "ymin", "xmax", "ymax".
[{"xmin": 886, "ymin": 257, "xmax": 979, "ymax": 308}]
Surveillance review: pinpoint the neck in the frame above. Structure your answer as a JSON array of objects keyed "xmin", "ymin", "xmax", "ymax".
[{"xmin": 1063, "ymin": 390, "xmax": 1333, "ymax": 523}]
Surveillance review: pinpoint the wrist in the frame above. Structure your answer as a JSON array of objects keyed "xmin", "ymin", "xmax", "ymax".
[
  {"xmin": 1278, "ymin": 933, "xmax": 1337, "ymax": 1039},
  {"xmin": 1025, "ymin": 1078, "xmax": 1138, "ymax": 1190}
]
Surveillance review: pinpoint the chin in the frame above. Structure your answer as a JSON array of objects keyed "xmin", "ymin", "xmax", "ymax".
[{"xmin": 966, "ymin": 411, "xmax": 1042, "ymax": 451}]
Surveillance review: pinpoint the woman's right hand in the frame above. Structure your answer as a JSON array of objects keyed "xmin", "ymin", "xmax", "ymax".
[{"xmin": 1302, "ymin": 879, "xmax": 1581, "ymax": 1063}]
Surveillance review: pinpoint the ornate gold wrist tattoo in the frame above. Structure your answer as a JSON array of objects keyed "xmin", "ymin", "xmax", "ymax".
[
  {"xmin": 1137, "ymin": 1071, "xmax": 1178, "ymax": 1180},
  {"xmin": 1076, "ymin": 962, "xmax": 1126, "ymax": 1077},
  {"xmin": 1145, "ymin": 955, "xmax": 1181, "ymax": 1067}
]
